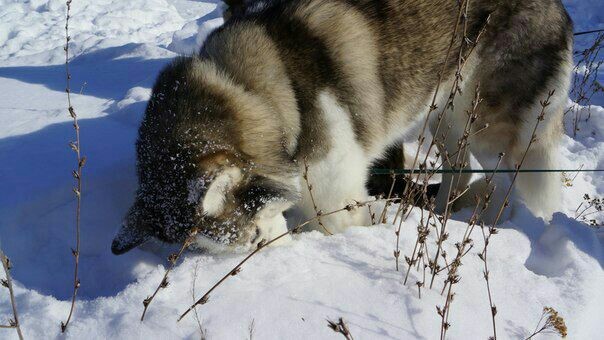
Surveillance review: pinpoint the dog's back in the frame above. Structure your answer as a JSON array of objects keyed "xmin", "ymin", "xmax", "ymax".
[{"xmin": 206, "ymin": 0, "xmax": 573, "ymax": 220}]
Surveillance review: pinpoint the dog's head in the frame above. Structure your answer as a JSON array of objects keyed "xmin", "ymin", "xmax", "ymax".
[
  {"xmin": 112, "ymin": 152, "xmax": 296, "ymax": 255},
  {"xmin": 111, "ymin": 57, "xmax": 297, "ymax": 255}
]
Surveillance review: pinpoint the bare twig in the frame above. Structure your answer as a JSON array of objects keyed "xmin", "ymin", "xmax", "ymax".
[
  {"xmin": 303, "ymin": 158, "xmax": 333, "ymax": 235},
  {"xmin": 562, "ymin": 164, "xmax": 584, "ymax": 187},
  {"xmin": 190, "ymin": 261, "xmax": 207, "ymax": 340},
  {"xmin": 248, "ymin": 319, "xmax": 255, "ymax": 340},
  {"xmin": 566, "ymin": 33, "xmax": 603, "ymax": 136},
  {"xmin": 392, "ymin": 2, "xmax": 492, "ymax": 274},
  {"xmin": 524, "ymin": 307, "xmax": 568, "ymax": 339},
  {"xmin": 437, "ymin": 152, "xmax": 502, "ymax": 340},
  {"xmin": 490, "ymin": 90, "xmax": 555, "ymax": 228},
  {"xmin": 378, "ymin": 171, "xmax": 397, "ymax": 223},
  {"xmin": 393, "ymin": 0, "xmax": 468, "ymax": 223},
  {"xmin": 477, "ymin": 90, "xmax": 557, "ymax": 340},
  {"xmin": 141, "ymin": 227, "xmax": 199, "ymax": 321},
  {"xmin": 574, "ymin": 194, "xmax": 603, "ymax": 226},
  {"xmin": 367, "ymin": 202, "xmax": 377, "ymax": 225},
  {"xmin": 61, "ymin": 0, "xmax": 86, "ymax": 333},
  {"xmin": 0, "ymin": 248, "xmax": 24, "ymax": 340},
  {"xmin": 327, "ymin": 317, "xmax": 354, "ymax": 340},
  {"xmin": 177, "ymin": 198, "xmax": 395, "ymax": 322},
  {"xmin": 429, "ymin": 83, "xmax": 481, "ymax": 290}
]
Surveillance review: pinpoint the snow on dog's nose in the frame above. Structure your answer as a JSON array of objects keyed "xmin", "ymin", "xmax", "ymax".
[{"xmin": 111, "ymin": 163, "xmax": 298, "ymax": 255}]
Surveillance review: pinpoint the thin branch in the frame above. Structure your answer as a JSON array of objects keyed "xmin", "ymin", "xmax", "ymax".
[
  {"xmin": 327, "ymin": 317, "xmax": 354, "ymax": 340},
  {"xmin": 479, "ymin": 90, "xmax": 557, "ymax": 340},
  {"xmin": 303, "ymin": 158, "xmax": 333, "ymax": 235},
  {"xmin": 392, "ymin": 3, "xmax": 492, "ymax": 274},
  {"xmin": 141, "ymin": 227, "xmax": 199, "ymax": 321},
  {"xmin": 0, "ymin": 248, "xmax": 24, "ymax": 340},
  {"xmin": 378, "ymin": 171, "xmax": 397, "ymax": 223},
  {"xmin": 190, "ymin": 261, "xmax": 207, "ymax": 340},
  {"xmin": 61, "ymin": 0, "xmax": 85, "ymax": 333},
  {"xmin": 177, "ymin": 198, "xmax": 396, "ymax": 322}
]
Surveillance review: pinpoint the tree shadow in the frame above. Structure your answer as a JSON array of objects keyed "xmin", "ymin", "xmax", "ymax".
[
  {"xmin": 0, "ymin": 43, "xmax": 172, "ymax": 100},
  {"xmin": 0, "ymin": 44, "xmax": 178, "ymax": 299}
]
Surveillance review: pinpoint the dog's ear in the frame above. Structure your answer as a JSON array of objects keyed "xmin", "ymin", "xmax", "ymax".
[
  {"xmin": 201, "ymin": 167, "xmax": 243, "ymax": 217},
  {"xmin": 223, "ymin": 0, "xmax": 245, "ymax": 10},
  {"xmin": 222, "ymin": 0, "xmax": 246, "ymax": 20},
  {"xmin": 111, "ymin": 204, "xmax": 152, "ymax": 255}
]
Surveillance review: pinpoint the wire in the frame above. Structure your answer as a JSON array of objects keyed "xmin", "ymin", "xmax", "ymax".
[
  {"xmin": 574, "ymin": 29, "xmax": 604, "ymax": 36},
  {"xmin": 370, "ymin": 168, "xmax": 604, "ymax": 175}
]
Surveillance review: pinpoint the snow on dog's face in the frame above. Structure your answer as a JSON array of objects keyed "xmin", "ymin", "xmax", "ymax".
[
  {"xmin": 111, "ymin": 58, "xmax": 295, "ymax": 255},
  {"xmin": 111, "ymin": 153, "xmax": 293, "ymax": 255}
]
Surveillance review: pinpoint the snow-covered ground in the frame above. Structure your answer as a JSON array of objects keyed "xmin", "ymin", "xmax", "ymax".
[{"xmin": 0, "ymin": 0, "xmax": 603, "ymax": 339}]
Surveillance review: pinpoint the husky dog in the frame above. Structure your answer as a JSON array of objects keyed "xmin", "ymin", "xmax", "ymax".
[{"xmin": 111, "ymin": 0, "xmax": 573, "ymax": 255}]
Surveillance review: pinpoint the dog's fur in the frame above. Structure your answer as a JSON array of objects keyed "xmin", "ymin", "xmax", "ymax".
[{"xmin": 112, "ymin": 0, "xmax": 573, "ymax": 255}]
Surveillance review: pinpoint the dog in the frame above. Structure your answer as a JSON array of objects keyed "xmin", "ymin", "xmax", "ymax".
[{"xmin": 111, "ymin": 0, "xmax": 573, "ymax": 254}]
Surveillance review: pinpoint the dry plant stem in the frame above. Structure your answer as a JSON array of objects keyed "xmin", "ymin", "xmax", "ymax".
[
  {"xmin": 61, "ymin": 0, "xmax": 85, "ymax": 333},
  {"xmin": 303, "ymin": 158, "xmax": 333, "ymax": 235},
  {"xmin": 395, "ymin": 134, "xmax": 476, "ymax": 273},
  {"xmin": 394, "ymin": 156, "xmax": 451, "ymax": 271},
  {"xmin": 367, "ymin": 203, "xmax": 377, "ymax": 225},
  {"xmin": 436, "ymin": 152, "xmax": 503, "ymax": 339},
  {"xmin": 403, "ymin": 208, "xmax": 434, "ymax": 285},
  {"xmin": 423, "ymin": 5, "xmax": 492, "ymax": 169},
  {"xmin": 141, "ymin": 228, "xmax": 199, "ymax": 321},
  {"xmin": 393, "ymin": 0, "xmax": 467, "ymax": 221},
  {"xmin": 406, "ymin": 3, "xmax": 491, "ymax": 199},
  {"xmin": 248, "ymin": 319, "xmax": 255, "ymax": 340},
  {"xmin": 190, "ymin": 261, "xmax": 207, "ymax": 340},
  {"xmin": 524, "ymin": 307, "xmax": 568, "ymax": 339},
  {"xmin": 574, "ymin": 194, "xmax": 590, "ymax": 217},
  {"xmin": 394, "ymin": 22, "xmax": 489, "ymax": 282},
  {"xmin": 563, "ymin": 164, "xmax": 584, "ymax": 187},
  {"xmin": 490, "ymin": 90, "xmax": 555, "ymax": 228},
  {"xmin": 439, "ymin": 203, "xmax": 480, "ymax": 340},
  {"xmin": 393, "ymin": 200, "xmax": 421, "ymax": 271},
  {"xmin": 397, "ymin": 8, "xmax": 491, "ymax": 223},
  {"xmin": 327, "ymin": 318, "xmax": 354, "ymax": 340},
  {"xmin": 429, "ymin": 86, "xmax": 481, "ymax": 289},
  {"xmin": 393, "ymin": 3, "xmax": 492, "ymax": 272},
  {"xmin": 566, "ymin": 33, "xmax": 602, "ymax": 136},
  {"xmin": 479, "ymin": 224, "xmax": 497, "ymax": 340},
  {"xmin": 574, "ymin": 194, "xmax": 603, "ymax": 224},
  {"xmin": 0, "ymin": 249, "xmax": 24, "ymax": 340},
  {"xmin": 477, "ymin": 90, "xmax": 556, "ymax": 340},
  {"xmin": 396, "ymin": 136, "xmax": 470, "ymax": 225},
  {"xmin": 439, "ymin": 185, "xmax": 494, "ymax": 337},
  {"xmin": 378, "ymin": 172, "xmax": 397, "ymax": 223},
  {"xmin": 177, "ymin": 198, "xmax": 395, "ymax": 322},
  {"xmin": 391, "ymin": 0, "xmax": 469, "ymax": 234}
]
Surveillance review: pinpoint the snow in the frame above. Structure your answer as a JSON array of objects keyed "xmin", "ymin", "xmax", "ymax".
[{"xmin": 0, "ymin": 0, "xmax": 603, "ymax": 339}]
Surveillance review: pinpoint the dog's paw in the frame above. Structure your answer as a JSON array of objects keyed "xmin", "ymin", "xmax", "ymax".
[{"xmin": 250, "ymin": 203, "xmax": 292, "ymax": 248}]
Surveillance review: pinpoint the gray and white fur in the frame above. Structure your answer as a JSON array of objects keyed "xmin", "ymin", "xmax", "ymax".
[{"xmin": 112, "ymin": 0, "xmax": 573, "ymax": 254}]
